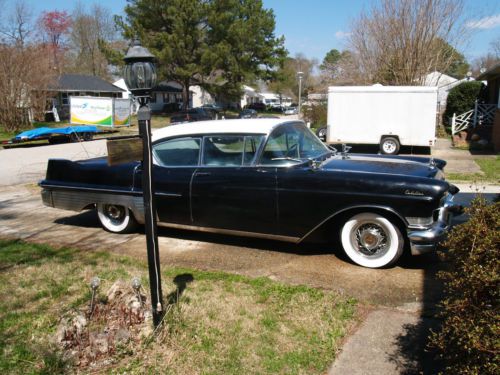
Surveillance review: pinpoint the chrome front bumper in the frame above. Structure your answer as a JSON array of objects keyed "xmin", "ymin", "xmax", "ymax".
[{"xmin": 407, "ymin": 194, "xmax": 463, "ymax": 255}]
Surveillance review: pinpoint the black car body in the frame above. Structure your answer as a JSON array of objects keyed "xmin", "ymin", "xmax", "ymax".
[
  {"xmin": 170, "ymin": 108, "xmax": 213, "ymax": 124},
  {"xmin": 246, "ymin": 102, "xmax": 266, "ymax": 111},
  {"xmin": 40, "ymin": 119, "xmax": 462, "ymax": 268},
  {"xmin": 238, "ymin": 109, "xmax": 258, "ymax": 119}
]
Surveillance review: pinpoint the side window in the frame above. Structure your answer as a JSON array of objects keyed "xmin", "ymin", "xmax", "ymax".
[
  {"xmin": 203, "ymin": 136, "xmax": 244, "ymax": 166},
  {"xmin": 243, "ymin": 135, "xmax": 265, "ymax": 165},
  {"xmin": 153, "ymin": 137, "xmax": 201, "ymax": 166}
]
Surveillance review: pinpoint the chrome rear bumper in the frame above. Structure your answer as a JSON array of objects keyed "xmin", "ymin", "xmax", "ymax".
[{"xmin": 408, "ymin": 194, "xmax": 463, "ymax": 255}]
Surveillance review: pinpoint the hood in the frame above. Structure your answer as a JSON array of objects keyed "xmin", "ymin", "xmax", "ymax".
[{"xmin": 321, "ymin": 154, "xmax": 444, "ymax": 179}]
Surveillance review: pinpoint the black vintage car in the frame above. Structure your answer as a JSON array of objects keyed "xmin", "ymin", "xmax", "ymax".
[
  {"xmin": 40, "ymin": 119, "xmax": 462, "ymax": 268},
  {"xmin": 170, "ymin": 108, "xmax": 213, "ymax": 124}
]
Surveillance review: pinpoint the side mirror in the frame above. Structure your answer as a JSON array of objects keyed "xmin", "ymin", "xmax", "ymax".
[{"xmin": 308, "ymin": 159, "xmax": 322, "ymax": 171}]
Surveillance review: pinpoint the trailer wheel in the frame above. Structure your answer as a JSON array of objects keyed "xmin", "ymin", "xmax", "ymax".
[
  {"xmin": 83, "ymin": 132, "xmax": 93, "ymax": 141},
  {"xmin": 316, "ymin": 127, "xmax": 327, "ymax": 142},
  {"xmin": 380, "ymin": 137, "xmax": 400, "ymax": 155}
]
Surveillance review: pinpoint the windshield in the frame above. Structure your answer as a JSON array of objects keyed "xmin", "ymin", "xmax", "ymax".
[{"xmin": 260, "ymin": 123, "xmax": 330, "ymax": 165}]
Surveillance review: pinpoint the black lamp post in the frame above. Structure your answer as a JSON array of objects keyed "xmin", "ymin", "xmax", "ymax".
[{"xmin": 123, "ymin": 39, "xmax": 164, "ymax": 327}]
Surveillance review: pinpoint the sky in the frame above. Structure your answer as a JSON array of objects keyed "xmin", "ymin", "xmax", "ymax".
[{"xmin": 8, "ymin": 0, "xmax": 500, "ymax": 64}]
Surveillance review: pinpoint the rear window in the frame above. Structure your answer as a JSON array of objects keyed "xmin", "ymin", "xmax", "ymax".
[{"xmin": 153, "ymin": 137, "xmax": 201, "ymax": 166}]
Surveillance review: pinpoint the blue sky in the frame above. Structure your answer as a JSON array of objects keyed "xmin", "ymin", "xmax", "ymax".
[{"xmin": 12, "ymin": 0, "xmax": 500, "ymax": 63}]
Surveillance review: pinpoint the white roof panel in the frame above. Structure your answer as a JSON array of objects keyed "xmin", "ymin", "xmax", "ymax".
[{"xmin": 152, "ymin": 118, "xmax": 298, "ymax": 141}]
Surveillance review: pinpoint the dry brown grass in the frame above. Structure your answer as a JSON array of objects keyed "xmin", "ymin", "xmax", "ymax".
[{"xmin": 0, "ymin": 240, "xmax": 356, "ymax": 374}]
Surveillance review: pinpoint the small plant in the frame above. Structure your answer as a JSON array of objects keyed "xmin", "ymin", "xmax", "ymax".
[{"xmin": 430, "ymin": 197, "xmax": 499, "ymax": 374}]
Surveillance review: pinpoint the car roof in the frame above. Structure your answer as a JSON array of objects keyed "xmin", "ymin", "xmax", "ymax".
[{"xmin": 152, "ymin": 118, "xmax": 301, "ymax": 141}]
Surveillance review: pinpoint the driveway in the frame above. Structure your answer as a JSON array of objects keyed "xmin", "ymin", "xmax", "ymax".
[
  {"xmin": 0, "ymin": 140, "xmax": 107, "ymax": 186},
  {"xmin": 3, "ymin": 183, "xmax": 496, "ymax": 310}
]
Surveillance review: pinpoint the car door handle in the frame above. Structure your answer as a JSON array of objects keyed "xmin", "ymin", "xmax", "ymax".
[{"xmin": 195, "ymin": 171, "xmax": 211, "ymax": 177}]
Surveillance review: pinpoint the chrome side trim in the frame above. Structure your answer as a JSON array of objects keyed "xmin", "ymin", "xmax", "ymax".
[
  {"xmin": 156, "ymin": 192, "xmax": 183, "ymax": 197},
  {"xmin": 298, "ymin": 205, "xmax": 408, "ymax": 243},
  {"xmin": 40, "ymin": 184, "xmax": 139, "ymax": 195},
  {"xmin": 157, "ymin": 222, "xmax": 301, "ymax": 243}
]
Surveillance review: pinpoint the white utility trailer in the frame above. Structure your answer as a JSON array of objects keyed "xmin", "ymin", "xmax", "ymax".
[{"xmin": 321, "ymin": 86, "xmax": 438, "ymax": 154}]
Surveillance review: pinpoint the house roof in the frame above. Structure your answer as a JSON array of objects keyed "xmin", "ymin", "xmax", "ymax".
[
  {"xmin": 49, "ymin": 74, "xmax": 125, "ymax": 92},
  {"xmin": 152, "ymin": 82, "xmax": 183, "ymax": 93},
  {"xmin": 423, "ymin": 71, "xmax": 457, "ymax": 87},
  {"xmin": 476, "ymin": 62, "xmax": 500, "ymax": 81}
]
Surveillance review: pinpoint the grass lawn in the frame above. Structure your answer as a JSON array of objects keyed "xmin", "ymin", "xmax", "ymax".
[
  {"xmin": 446, "ymin": 156, "xmax": 500, "ymax": 184},
  {"xmin": 0, "ymin": 240, "xmax": 356, "ymax": 374}
]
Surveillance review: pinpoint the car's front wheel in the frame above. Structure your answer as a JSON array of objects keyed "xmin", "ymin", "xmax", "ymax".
[
  {"xmin": 97, "ymin": 203, "xmax": 137, "ymax": 233},
  {"xmin": 340, "ymin": 212, "xmax": 404, "ymax": 268}
]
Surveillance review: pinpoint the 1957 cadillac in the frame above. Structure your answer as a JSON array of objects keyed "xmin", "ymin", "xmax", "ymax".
[{"xmin": 40, "ymin": 119, "xmax": 462, "ymax": 268}]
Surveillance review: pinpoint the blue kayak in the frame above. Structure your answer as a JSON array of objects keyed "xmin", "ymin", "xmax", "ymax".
[{"xmin": 13, "ymin": 126, "xmax": 99, "ymax": 141}]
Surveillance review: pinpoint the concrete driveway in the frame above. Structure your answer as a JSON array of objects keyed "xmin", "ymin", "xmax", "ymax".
[
  {"xmin": 0, "ymin": 140, "xmax": 107, "ymax": 186},
  {"xmin": 3, "ymin": 183, "xmax": 496, "ymax": 310}
]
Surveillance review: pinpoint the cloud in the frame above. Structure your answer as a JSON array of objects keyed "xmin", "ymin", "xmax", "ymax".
[
  {"xmin": 466, "ymin": 14, "xmax": 500, "ymax": 29},
  {"xmin": 335, "ymin": 30, "xmax": 351, "ymax": 39}
]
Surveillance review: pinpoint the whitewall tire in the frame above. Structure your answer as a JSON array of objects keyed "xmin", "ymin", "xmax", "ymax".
[
  {"xmin": 97, "ymin": 203, "xmax": 137, "ymax": 233},
  {"xmin": 340, "ymin": 212, "xmax": 404, "ymax": 268}
]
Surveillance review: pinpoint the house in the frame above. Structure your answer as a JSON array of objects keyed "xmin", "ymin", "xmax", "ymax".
[
  {"xmin": 476, "ymin": 63, "xmax": 500, "ymax": 151},
  {"xmin": 258, "ymin": 92, "xmax": 293, "ymax": 107},
  {"xmin": 149, "ymin": 81, "xmax": 185, "ymax": 113},
  {"xmin": 240, "ymin": 85, "xmax": 262, "ymax": 108},
  {"xmin": 422, "ymin": 71, "xmax": 469, "ymax": 112},
  {"xmin": 306, "ymin": 93, "xmax": 328, "ymax": 105},
  {"xmin": 46, "ymin": 74, "xmax": 125, "ymax": 120}
]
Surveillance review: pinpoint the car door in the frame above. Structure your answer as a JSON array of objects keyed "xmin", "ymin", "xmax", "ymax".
[
  {"xmin": 191, "ymin": 134, "xmax": 278, "ymax": 235},
  {"xmin": 259, "ymin": 123, "xmax": 336, "ymax": 238},
  {"xmin": 152, "ymin": 136, "xmax": 201, "ymax": 225}
]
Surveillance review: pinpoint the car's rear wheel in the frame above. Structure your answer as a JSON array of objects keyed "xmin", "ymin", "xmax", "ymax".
[
  {"xmin": 340, "ymin": 212, "xmax": 404, "ymax": 268},
  {"xmin": 380, "ymin": 137, "xmax": 400, "ymax": 155},
  {"xmin": 97, "ymin": 203, "xmax": 137, "ymax": 233}
]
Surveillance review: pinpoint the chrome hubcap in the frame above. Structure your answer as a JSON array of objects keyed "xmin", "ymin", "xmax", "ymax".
[
  {"xmin": 105, "ymin": 205, "xmax": 125, "ymax": 221},
  {"xmin": 353, "ymin": 223, "xmax": 388, "ymax": 256}
]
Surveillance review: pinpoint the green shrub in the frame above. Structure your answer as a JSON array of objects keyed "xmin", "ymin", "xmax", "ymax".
[
  {"xmin": 444, "ymin": 81, "xmax": 485, "ymax": 123},
  {"xmin": 430, "ymin": 197, "xmax": 499, "ymax": 374},
  {"xmin": 302, "ymin": 103, "xmax": 327, "ymax": 128}
]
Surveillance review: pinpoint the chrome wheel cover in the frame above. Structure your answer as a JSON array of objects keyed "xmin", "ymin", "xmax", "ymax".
[
  {"xmin": 350, "ymin": 222, "xmax": 390, "ymax": 258},
  {"xmin": 103, "ymin": 204, "xmax": 126, "ymax": 225}
]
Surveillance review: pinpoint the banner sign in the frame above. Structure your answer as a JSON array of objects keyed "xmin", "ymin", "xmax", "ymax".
[
  {"xmin": 70, "ymin": 97, "xmax": 131, "ymax": 127},
  {"xmin": 113, "ymin": 99, "xmax": 131, "ymax": 126}
]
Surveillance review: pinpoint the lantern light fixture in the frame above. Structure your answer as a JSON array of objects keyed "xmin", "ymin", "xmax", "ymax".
[{"xmin": 123, "ymin": 39, "xmax": 157, "ymax": 97}]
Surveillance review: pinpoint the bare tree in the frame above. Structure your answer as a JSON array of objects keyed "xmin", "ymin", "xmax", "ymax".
[
  {"xmin": 0, "ymin": 0, "xmax": 33, "ymax": 46},
  {"xmin": 0, "ymin": 44, "xmax": 56, "ymax": 132},
  {"xmin": 68, "ymin": 3, "xmax": 117, "ymax": 78},
  {"xmin": 491, "ymin": 37, "xmax": 500, "ymax": 58},
  {"xmin": 0, "ymin": 2, "xmax": 57, "ymax": 132},
  {"xmin": 348, "ymin": 0, "xmax": 469, "ymax": 85}
]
